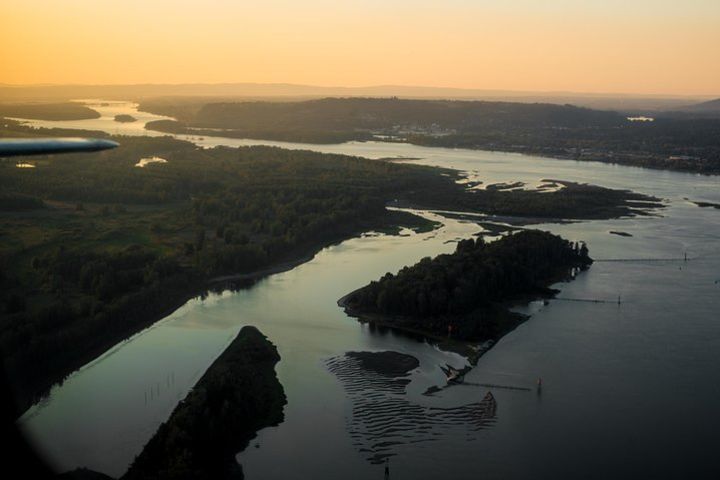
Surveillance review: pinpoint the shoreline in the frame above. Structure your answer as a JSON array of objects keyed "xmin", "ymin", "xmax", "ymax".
[
  {"xmin": 337, "ymin": 253, "xmax": 586, "ymax": 383},
  {"xmin": 14, "ymin": 209, "xmax": 438, "ymax": 416},
  {"xmin": 337, "ymin": 286, "xmax": 562, "ymax": 391},
  {"xmin": 207, "ymin": 252, "xmax": 316, "ymax": 286},
  {"xmin": 141, "ymin": 120, "xmax": 720, "ymax": 177},
  {"xmin": 338, "ymin": 288, "xmax": 512, "ymax": 366}
]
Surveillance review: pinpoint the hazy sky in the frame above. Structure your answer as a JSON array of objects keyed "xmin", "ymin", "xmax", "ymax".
[{"xmin": 2, "ymin": 0, "xmax": 719, "ymax": 95}]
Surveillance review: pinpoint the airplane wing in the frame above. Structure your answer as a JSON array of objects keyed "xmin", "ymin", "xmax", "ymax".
[{"xmin": 0, "ymin": 137, "xmax": 118, "ymax": 157}]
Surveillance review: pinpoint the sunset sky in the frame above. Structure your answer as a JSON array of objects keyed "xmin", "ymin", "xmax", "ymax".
[{"xmin": 1, "ymin": 0, "xmax": 719, "ymax": 95}]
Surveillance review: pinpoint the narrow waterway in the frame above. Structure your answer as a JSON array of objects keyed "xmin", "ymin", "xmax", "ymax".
[{"xmin": 14, "ymin": 101, "xmax": 720, "ymax": 479}]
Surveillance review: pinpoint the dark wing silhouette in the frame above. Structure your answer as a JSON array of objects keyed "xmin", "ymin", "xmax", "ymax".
[{"xmin": 0, "ymin": 138, "xmax": 118, "ymax": 157}]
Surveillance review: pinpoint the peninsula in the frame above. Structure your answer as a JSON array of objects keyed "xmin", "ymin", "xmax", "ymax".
[{"xmin": 123, "ymin": 326, "xmax": 285, "ymax": 479}]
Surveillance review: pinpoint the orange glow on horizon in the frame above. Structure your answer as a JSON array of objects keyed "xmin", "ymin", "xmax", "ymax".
[{"xmin": 1, "ymin": 0, "xmax": 719, "ymax": 96}]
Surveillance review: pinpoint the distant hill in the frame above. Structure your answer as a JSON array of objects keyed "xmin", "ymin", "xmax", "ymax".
[
  {"xmin": 0, "ymin": 82, "xmax": 707, "ymax": 111},
  {"xmin": 169, "ymin": 97, "xmax": 626, "ymax": 131},
  {"xmin": 683, "ymin": 98, "xmax": 720, "ymax": 113},
  {"xmin": 660, "ymin": 98, "xmax": 720, "ymax": 119},
  {"xmin": 143, "ymin": 97, "xmax": 627, "ymax": 145}
]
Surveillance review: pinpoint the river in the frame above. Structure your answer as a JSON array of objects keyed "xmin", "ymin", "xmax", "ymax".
[{"xmin": 14, "ymin": 101, "xmax": 720, "ymax": 479}]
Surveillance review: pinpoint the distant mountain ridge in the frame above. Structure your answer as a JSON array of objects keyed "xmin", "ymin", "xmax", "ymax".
[
  {"xmin": 189, "ymin": 97, "xmax": 625, "ymax": 131},
  {"xmin": 0, "ymin": 82, "xmax": 713, "ymax": 111},
  {"xmin": 683, "ymin": 98, "xmax": 720, "ymax": 112}
]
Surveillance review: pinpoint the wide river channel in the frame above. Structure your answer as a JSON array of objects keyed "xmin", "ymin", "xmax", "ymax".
[{"xmin": 14, "ymin": 101, "xmax": 720, "ymax": 479}]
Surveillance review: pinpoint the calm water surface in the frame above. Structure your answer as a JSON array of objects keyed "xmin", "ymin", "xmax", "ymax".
[
  {"xmin": 15, "ymin": 102, "xmax": 720, "ymax": 479},
  {"xmin": 9, "ymin": 99, "xmax": 174, "ymax": 137}
]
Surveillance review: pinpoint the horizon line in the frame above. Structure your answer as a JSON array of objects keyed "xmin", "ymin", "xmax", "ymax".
[{"xmin": 0, "ymin": 81, "xmax": 716, "ymax": 99}]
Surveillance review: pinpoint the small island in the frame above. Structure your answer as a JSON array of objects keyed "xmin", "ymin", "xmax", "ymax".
[
  {"xmin": 342, "ymin": 230, "xmax": 592, "ymax": 357},
  {"xmin": 123, "ymin": 326, "xmax": 286, "ymax": 480},
  {"xmin": 114, "ymin": 114, "xmax": 137, "ymax": 123}
]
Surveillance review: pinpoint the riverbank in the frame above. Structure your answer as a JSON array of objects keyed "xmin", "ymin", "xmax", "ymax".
[
  {"xmin": 147, "ymin": 118, "xmax": 720, "ymax": 175},
  {"xmin": 139, "ymin": 97, "xmax": 720, "ymax": 176},
  {"xmin": 7, "ymin": 275, "xmax": 201, "ymax": 416},
  {"xmin": 6, "ymin": 207, "xmax": 437, "ymax": 416}
]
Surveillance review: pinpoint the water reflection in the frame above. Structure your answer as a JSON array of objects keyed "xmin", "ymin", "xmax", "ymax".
[{"xmin": 8, "ymin": 99, "xmax": 173, "ymax": 137}]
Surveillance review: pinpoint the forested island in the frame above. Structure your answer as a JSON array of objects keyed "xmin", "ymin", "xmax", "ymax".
[
  {"xmin": 141, "ymin": 97, "xmax": 720, "ymax": 174},
  {"xmin": 343, "ymin": 230, "xmax": 592, "ymax": 343},
  {"xmin": 122, "ymin": 326, "xmax": 285, "ymax": 480},
  {"xmin": 0, "ymin": 103, "xmax": 100, "ymax": 121},
  {"xmin": 0, "ymin": 119, "xmax": 658, "ymax": 413},
  {"xmin": 114, "ymin": 114, "xmax": 137, "ymax": 123}
]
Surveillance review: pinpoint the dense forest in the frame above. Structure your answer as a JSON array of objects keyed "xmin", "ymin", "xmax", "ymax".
[
  {"xmin": 0, "ymin": 103, "xmax": 100, "ymax": 121},
  {"xmin": 344, "ymin": 230, "xmax": 592, "ymax": 341},
  {"xmin": 123, "ymin": 326, "xmax": 286, "ymax": 480},
  {"xmin": 141, "ymin": 97, "xmax": 720, "ymax": 174},
  {"xmin": 0, "ymin": 120, "xmax": 656, "ymax": 412}
]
